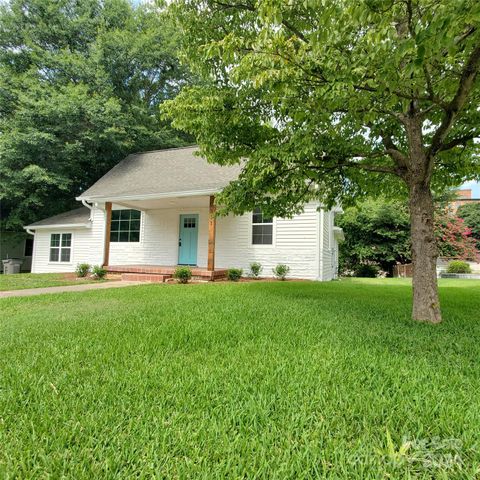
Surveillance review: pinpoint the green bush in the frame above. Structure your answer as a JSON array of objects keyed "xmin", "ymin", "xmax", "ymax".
[
  {"xmin": 272, "ymin": 264, "xmax": 290, "ymax": 280},
  {"xmin": 354, "ymin": 264, "xmax": 379, "ymax": 278},
  {"xmin": 75, "ymin": 263, "xmax": 91, "ymax": 277},
  {"xmin": 227, "ymin": 268, "xmax": 243, "ymax": 282},
  {"xmin": 92, "ymin": 265, "xmax": 107, "ymax": 280},
  {"xmin": 249, "ymin": 262, "xmax": 263, "ymax": 278},
  {"xmin": 174, "ymin": 266, "xmax": 192, "ymax": 284},
  {"xmin": 447, "ymin": 260, "xmax": 471, "ymax": 274}
]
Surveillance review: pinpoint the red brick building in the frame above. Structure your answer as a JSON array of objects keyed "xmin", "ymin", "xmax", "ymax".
[{"xmin": 449, "ymin": 189, "xmax": 480, "ymax": 213}]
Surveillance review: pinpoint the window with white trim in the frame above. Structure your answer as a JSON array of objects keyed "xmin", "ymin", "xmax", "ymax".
[
  {"xmin": 252, "ymin": 208, "xmax": 273, "ymax": 245},
  {"xmin": 50, "ymin": 233, "xmax": 72, "ymax": 262},
  {"xmin": 110, "ymin": 209, "xmax": 141, "ymax": 242}
]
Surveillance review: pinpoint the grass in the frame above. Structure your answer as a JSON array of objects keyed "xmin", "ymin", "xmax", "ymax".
[
  {"xmin": 0, "ymin": 272, "xmax": 100, "ymax": 291},
  {"xmin": 1, "ymin": 279, "xmax": 479, "ymax": 478}
]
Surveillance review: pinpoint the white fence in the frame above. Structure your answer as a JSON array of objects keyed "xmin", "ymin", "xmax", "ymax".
[{"xmin": 436, "ymin": 258, "xmax": 480, "ymax": 277}]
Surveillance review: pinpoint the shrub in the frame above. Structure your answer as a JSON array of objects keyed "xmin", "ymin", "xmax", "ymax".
[
  {"xmin": 249, "ymin": 262, "xmax": 263, "ymax": 278},
  {"xmin": 354, "ymin": 264, "xmax": 379, "ymax": 278},
  {"xmin": 273, "ymin": 264, "xmax": 290, "ymax": 280},
  {"xmin": 227, "ymin": 268, "xmax": 243, "ymax": 281},
  {"xmin": 92, "ymin": 265, "xmax": 107, "ymax": 280},
  {"xmin": 447, "ymin": 260, "xmax": 471, "ymax": 274},
  {"xmin": 173, "ymin": 266, "xmax": 192, "ymax": 284},
  {"xmin": 75, "ymin": 263, "xmax": 91, "ymax": 277}
]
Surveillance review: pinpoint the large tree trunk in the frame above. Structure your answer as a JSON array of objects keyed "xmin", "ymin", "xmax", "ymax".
[{"xmin": 408, "ymin": 182, "xmax": 442, "ymax": 323}]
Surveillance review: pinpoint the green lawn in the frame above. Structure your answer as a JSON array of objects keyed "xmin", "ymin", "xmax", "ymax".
[
  {"xmin": 0, "ymin": 272, "xmax": 100, "ymax": 291},
  {"xmin": 1, "ymin": 279, "xmax": 479, "ymax": 478}
]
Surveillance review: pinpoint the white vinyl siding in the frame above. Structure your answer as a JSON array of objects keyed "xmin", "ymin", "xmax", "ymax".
[
  {"xmin": 109, "ymin": 203, "xmax": 321, "ymax": 279},
  {"xmin": 109, "ymin": 207, "xmax": 209, "ymax": 267},
  {"xmin": 30, "ymin": 207, "xmax": 104, "ymax": 273},
  {"xmin": 216, "ymin": 202, "xmax": 320, "ymax": 279},
  {"xmin": 319, "ymin": 209, "xmax": 337, "ymax": 281},
  {"xmin": 31, "ymin": 200, "xmax": 339, "ymax": 280}
]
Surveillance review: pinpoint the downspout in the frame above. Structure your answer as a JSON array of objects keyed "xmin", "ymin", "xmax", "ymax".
[
  {"xmin": 24, "ymin": 228, "xmax": 35, "ymax": 272},
  {"xmin": 81, "ymin": 199, "xmax": 94, "ymax": 221}
]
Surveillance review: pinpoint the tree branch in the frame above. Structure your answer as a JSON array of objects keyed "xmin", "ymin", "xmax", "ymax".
[
  {"xmin": 309, "ymin": 160, "xmax": 400, "ymax": 176},
  {"xmin": 342, "ymin": 162, "xmax": 400, "ymax": 175},
  {"xmin": 455, "ymin": 26, "xmax": 477, "ymax": 45},
  {"xmin": 381, "ymin": 133, "xmax": 409, "ymax": 169},
  {"xmin": 254, "ymin": 153, "xmax": 401, "ymax": 180},
  {"xmin": 428, "ymin": 41, "xmax": 480, "ymax": 157},
  {"xmin": 212, "ymin": 1, "xmax": 308, "ymax": 42},
  {"xmin": 437, "ymin": 134, "xmax": 476, "ymax": 152},
  {"xmin": 352, "ymin": 82, "xmax": 436, "ymax": 103}
]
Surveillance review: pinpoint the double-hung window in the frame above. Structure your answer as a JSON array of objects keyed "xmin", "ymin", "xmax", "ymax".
[
  {"xmin": 252, "ymin": 208, "xmax": 273, "ymax": 245},
  {"xmin": 110, "ymin": 209, "xmax": 141, "ymax": 242},
  {"xmin": 50, "ymin": 233, "xmax": 72, "ymax": 262}
]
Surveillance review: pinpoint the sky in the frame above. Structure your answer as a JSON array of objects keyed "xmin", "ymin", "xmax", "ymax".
[{"xmin": 461, "ymin": 180, "xmax": 480, "ymax": 198}]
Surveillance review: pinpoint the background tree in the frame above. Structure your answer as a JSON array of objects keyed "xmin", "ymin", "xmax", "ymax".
[
  {"xmin": 337, "ymin": 198, "xmax": 411, "ymax": 275},
  {"xmin": 457, "ymin": 203, "xmax": 480, "ymax": 249},
  {"xmin": 338, "ymin": 195, "xmax": 479, "ymax": 275},
  {"xmin": 435, "ymin": 209, "xmax": 479, "ymax": 260},
  {"xmin": 164, "ymin": 0, "xmax": 480, "ymax": 323},
  {"xmin": 0, "ymin": 0, "xmax": 191, "ymax": 230}
]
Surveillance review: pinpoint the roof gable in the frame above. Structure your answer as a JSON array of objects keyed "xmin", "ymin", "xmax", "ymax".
[{"xmin": 78, "ymin": 146, "xmax": 242, "ymax": 201}]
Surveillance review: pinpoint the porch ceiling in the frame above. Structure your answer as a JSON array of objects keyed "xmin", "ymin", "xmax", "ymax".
[{"xmin": 113, "ymin": 195, "xmax": 211, "ymax": 211}]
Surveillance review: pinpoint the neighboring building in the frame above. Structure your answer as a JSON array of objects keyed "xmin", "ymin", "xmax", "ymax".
[
  {"xmin": 0, "ymin": 231, "xmax": 34, "ymax": 272},
  {"xmin": 449, "ymin": 189, "xmax": 480, "ymax": 213},
  {"xmin": 24, "ymin": 147, "xmax": 344, "ymax": 281}
]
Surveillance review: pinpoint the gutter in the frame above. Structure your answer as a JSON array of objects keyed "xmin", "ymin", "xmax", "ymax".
[
  {"xmin": 23, "ymin": 223, "xmax": 91, "ymax": 231},
  {"xmin": 76, "ymin": 187, "xmax": 220, "ymax": 203}
]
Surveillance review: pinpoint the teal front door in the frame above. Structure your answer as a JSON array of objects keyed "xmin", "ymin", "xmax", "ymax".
[{"xmin": 178, "ymin": 214, "xmax": 199, "ymax": 265}]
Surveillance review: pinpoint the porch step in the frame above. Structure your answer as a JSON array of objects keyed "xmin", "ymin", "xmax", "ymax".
[
  {"xmin": 108, "ymin": 265, "xmax": 228, "ymax": 280},
  {"xmin": 121, "ymin": 273, "xmax": 172, "ymax": 283}
]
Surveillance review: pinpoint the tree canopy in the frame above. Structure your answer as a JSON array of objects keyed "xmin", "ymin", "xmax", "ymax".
[
  {"xmin": 164, "ymin": 0, "xmax": 480, "ymax": 322},
  {"xmin": 0, "ymin": 0, "xmax": 191, "ymax": 230},
  {"xmin": 165, "ymin": 0, "xmax": 480, "ymax": 215}
]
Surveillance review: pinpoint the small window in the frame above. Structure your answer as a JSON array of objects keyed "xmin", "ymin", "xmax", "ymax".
[
  {"xmin": 50, "ymin": 233, "xmax": 71, "ymax": 262},
  {"xmin": 24, "ymin": 238, "xmax": 34, "ymax": 256},
  {"xmin": 110, "ymin": 209, "xmax": 141, "ymax": 242},
  {"xmin": 252, "ymin": 208, "xmax": 273, "ymax": 245},
  {"xmin": 183, "ymin": 217, "xmax": 197, "ymax": 229}
]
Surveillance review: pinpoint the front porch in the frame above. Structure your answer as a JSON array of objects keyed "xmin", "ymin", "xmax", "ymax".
[
  {"xmin": 106, "ymin": 264, "xmax": 228, "ymax": 282},
  {"xmin": 101, "ymin": 194, "xmax": 220, "ymax": 282}
]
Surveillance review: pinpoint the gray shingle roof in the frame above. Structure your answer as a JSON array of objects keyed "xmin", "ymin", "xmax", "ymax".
[
  {"xmin": 78, "ymin": 146, "xmax": 242, "ymax": 200},
  {"xmin": 26, "ymin": 207, "xmax": 90, "ymax": 228}
]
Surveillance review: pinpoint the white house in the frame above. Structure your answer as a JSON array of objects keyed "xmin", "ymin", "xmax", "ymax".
[{"xmin": 24, "ymin": 147, "xmax": 344, "ymax": 281}]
